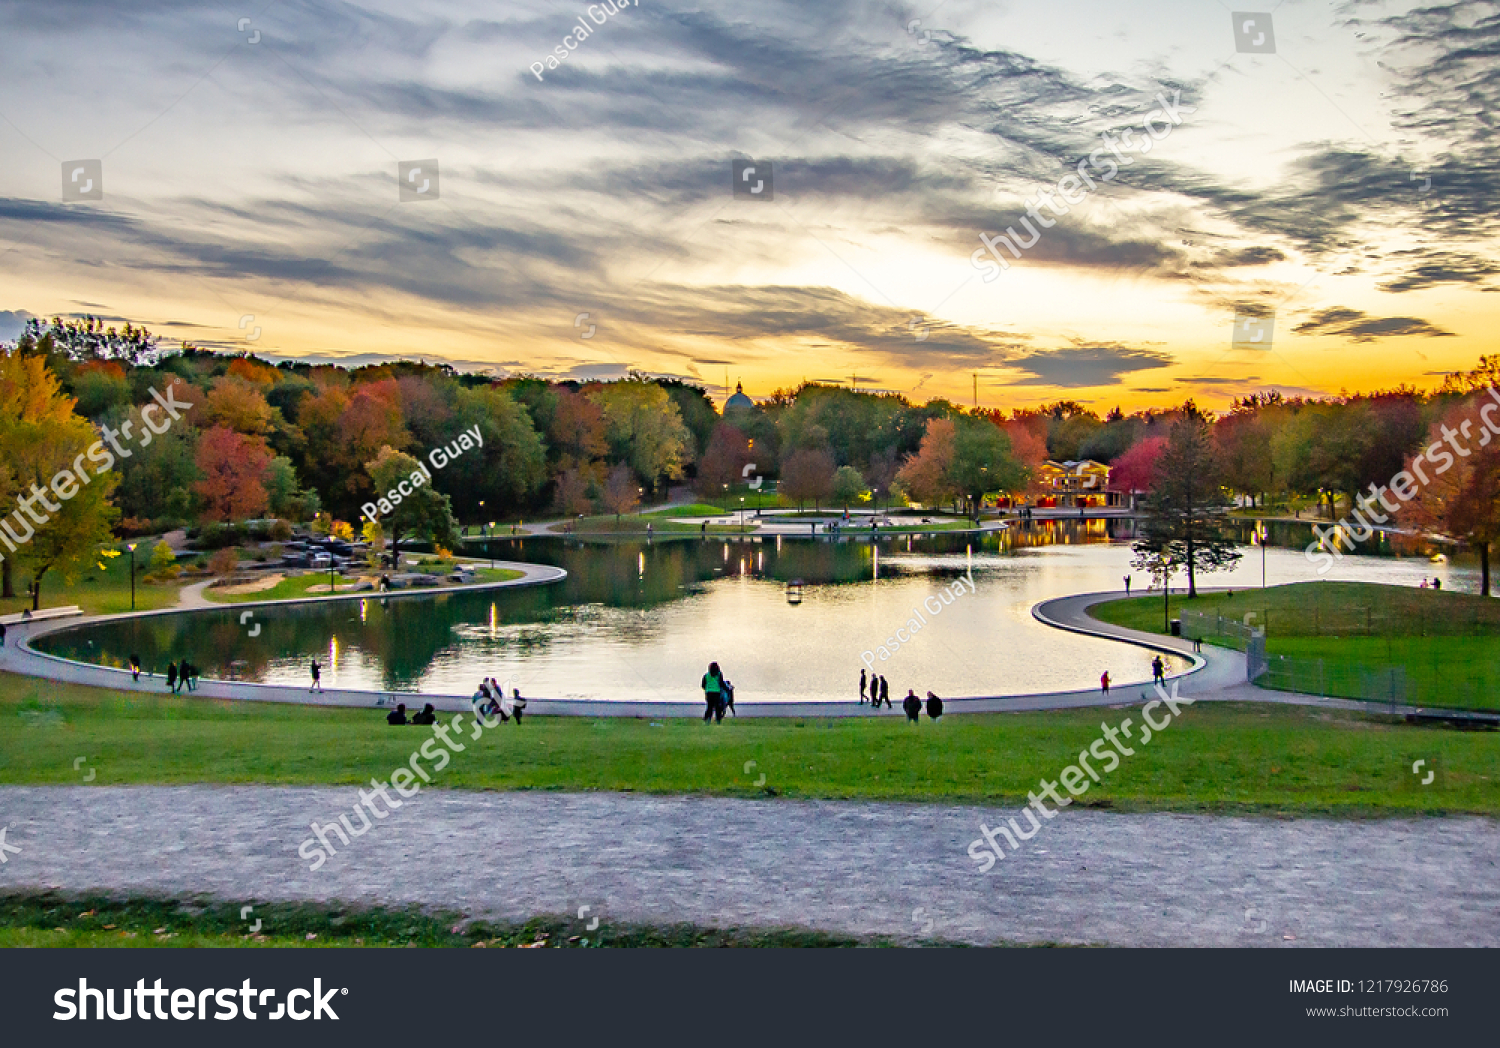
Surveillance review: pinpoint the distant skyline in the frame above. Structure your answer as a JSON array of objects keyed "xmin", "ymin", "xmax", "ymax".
[{"xmin": 2, "ymin": 0, "xmax": 1495, "ymax": 410}]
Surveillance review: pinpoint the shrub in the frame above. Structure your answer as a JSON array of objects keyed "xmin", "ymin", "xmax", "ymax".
[
  {"xmin": 207, "ymin": 548, "xmax": 240, "ymax": 577},
  {"xmin": 146, "ymin": 541, "xmax": 181, "ymax": 581}
]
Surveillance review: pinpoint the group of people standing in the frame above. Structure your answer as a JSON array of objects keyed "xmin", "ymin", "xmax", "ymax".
[
  {"xmin": 473, "ymin": 677, "xmax": 526, "ymax": 723},
  {"xmin": 861, "ymin": 669, "xmax": 942, "ymax": 722}
]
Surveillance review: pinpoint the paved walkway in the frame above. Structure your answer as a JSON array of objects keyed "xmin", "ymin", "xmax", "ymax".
[{"xmin": 0, "ymin": 785, "xmax": 1494, "ymax": 946}]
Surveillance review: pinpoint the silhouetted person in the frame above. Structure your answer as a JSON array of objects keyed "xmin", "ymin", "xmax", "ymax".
[
  {"xmin": 166, "ymin": 662, "xmax": 178, "ymax": 693},
  {"xmin": 1124, "ymin": 575, "xmax": 1131, "ymax": 595},
  {"xmin": 310, "ymin": 659, "xmax": 323, "ymax": 693},
  {"xmin": 880, "ymin": 675, "xmax": 891, "ymax": 708},
  {"xmin": 129, "ymin": 653, "xmax": 141, "ymax": 681},
  {"xmin": 0, "ymin": 622, "xmax": 6, "ymax": 646},
  {"xmin": 902, "ymin": 690, "xmax": 922, "ymax": 722},
  {"xmin": 511, "ymin": 687, "xmax": 526, "ymax": 724},
  {"xmin": 411, "ymin": 702, "xmax": 436, "ymax": 725},
  {"xmin": 702, "ymin": 661, "xmax": 725, "ymax": 723},
  {"xmin": 1100, "ymin": 671, "xmax": 1110, "ymax": 695},
  {"xmin": 925, "ymin": 691, "xmax": 943, "ymax": 720},
  {"xmin": 1433, "ymin": 577, "xmax": 1442, "ymax": 590},
  {"xmin": 1151, "ymin": 655, "xmax": 1164, "ymax": 684},
  {"xmin": 183, "ymin": 660, "xmax": 197, "ymax": 691},
  {"xmin": 386, "ymin": 703, "xmax": 408, "ymax": 725},
  {"xmin": 859, "ymin": 668, "xmax": 867, "ymax": 704}
]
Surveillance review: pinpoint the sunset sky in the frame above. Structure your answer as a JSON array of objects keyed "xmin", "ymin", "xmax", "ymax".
[{"xmin": 1, "ymin": 0, "xmax": 1495, "ymax": 410}]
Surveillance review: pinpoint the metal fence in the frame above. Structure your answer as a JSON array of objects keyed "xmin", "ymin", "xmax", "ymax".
[{"xmin": 1178, "ymin": 610, "xmax": 1261, "ymax": 651}]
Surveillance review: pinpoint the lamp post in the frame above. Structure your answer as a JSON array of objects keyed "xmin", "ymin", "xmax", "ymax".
[
  {"xmin": 489, "ymin": 522, "xmax": 497, "ymax": 568},
  {"xmin": 127, "ymin": 542, "xmax": 137, "ymax": 611},
  {"xmin": 1255, "ymin": 520, "xmax": 1267, "ymax": 588},
  {"xmin": 722, "ymin": 483, "xmax": 729, "ymax": 517},
  {"xmin": 739, "ymin": 496, "xmax": 745, "ymax": 533},
  {"xmin": 478, "ymin": 500, "xmax": 485, "ymax": 536}
]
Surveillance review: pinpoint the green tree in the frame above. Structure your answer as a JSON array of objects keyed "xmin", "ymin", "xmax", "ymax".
[
  {"xmin": 587, "ymin": 380, "xmax": 692, "ymax": 497},
  {"xmin": 366, "ymin": 446, "xmax": 460, "ymax": 564},
  {"xmin": 949, "ymin": 416, "xmax": 1028, "ymax": 519},
  {"xmin": 1132, "ymin": 403, "xmax": 1242, "ymax": 615},
  {"xmin": 831, "ymin": 465, "xmax": 866, "ymax": 510}
]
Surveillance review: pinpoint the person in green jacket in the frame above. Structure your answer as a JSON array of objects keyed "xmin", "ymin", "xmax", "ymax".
[{"xmin": 702, "ymin": 662, "xmax": 724, "ymax": 723}]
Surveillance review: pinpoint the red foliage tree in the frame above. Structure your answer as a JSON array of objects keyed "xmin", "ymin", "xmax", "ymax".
[
  {"xmin": 193, "ymin": 426, "xmax": 272, "ymax": 522},
  {"xmin": 1109, "ymin": 436, "xmax": 1167, "ymax": 502}
]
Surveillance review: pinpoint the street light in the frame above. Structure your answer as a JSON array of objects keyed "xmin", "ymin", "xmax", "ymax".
[
  {"xmin": 489, "ymin": 522, "xmax": 497, "ymax": 568},
  {"xmin": 739, "ymin": 496, "xmax": 745, "ymax": 534},
  {"xmin": 722, "ymin": 482, "xmax": 729, "ymax": 517},
  {"xmin": 126, "ymin": 542, "xmax": 137, "ymax": 611},
  {"xmin": 1254, "ymin": 520, "xmax": 1267, "ymax": 588}
]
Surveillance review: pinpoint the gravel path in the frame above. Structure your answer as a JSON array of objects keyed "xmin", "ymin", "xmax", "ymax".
[{"xmin": 1, "ymin": 785, "xmax": 1495, "ymax": 946}]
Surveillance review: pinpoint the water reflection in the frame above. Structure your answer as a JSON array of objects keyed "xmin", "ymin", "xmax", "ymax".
[{"xmin": 35, "ymin": 522, "xmax": 1477, "ymax": 704}]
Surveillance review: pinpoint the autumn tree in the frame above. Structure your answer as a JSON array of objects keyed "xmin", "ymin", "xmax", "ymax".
[
  {"xmin": 602, "ymin": 463, "xmax": 642, "ymax": 524},
  {"xmin": 896, "ymin": 417, "xmax": 957, "ymax": 510},
  {"xmin": 1399, "ymin": 395, "xmax": 1500, "ymax": 594},
  {"xmin": 696, "ymin": 422, "xmax": 753, "ymax": 497},
  {"xmin": 1132, "ymin": 404, "xmax": 1242, "ymax": 613},
  {"xmin": 193, "ymin": 426, "xmax": 272, "ymax": 522},
  {"xmin": 0, "ymin": 350, "xmax": 118, "ymax": 601},
  {"xmin": 779, "ymin": 447, "xmax": 836, "ymax": 512},
  {"xmin": 1109, "ymin": 436, "xmax": 1167, "ymax": 505}
]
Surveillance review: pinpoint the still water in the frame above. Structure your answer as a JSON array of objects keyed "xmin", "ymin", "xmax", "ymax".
[{"xmin": 34, "ymin": 520, "xmax": 1481, "ymax": 703}]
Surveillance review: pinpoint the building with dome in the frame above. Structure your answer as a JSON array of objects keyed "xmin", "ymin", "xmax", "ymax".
[{"xmin": 725, "ymin": 381, "xmax": 755, "ymax": 414}]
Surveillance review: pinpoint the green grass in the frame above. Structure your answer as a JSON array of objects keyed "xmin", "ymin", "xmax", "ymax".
[
  {"xmin": 202, "ymin": 566, "xmax": 524, "ymax": 604},
  {"xmin": 1090, "ymin": 582, "xmax": 1500, "ymax": 710},
  {"xmin": 1, "ymin": 544, "xmax": 188, "ymax": 617},
  {"xmin": 4, "ymin": 673, "xmax": 1497, "ymax": 814},
  {"xmin": 0, "ymin": 892, "xmax": 909, "ymax": 948}
]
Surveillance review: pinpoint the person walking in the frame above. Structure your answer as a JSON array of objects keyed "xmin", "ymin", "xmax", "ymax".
[
  {"xmin": 902, "ymin": 689, "xmax": 922, "ymax": 723},
  {"xmin": 129, "ymin": 654, "xmax": 141, "ymax": 681},
  {"xmin": 166, "ymin": 661, "xmax": 178, "ymax": 693},
  {"xmin": 859, "ymin": 668, "xmax": 868, "ymax": 704},
  {"xmin": 310, "ymin": 658, "xmax": 323, "ymax": 693},
  {"xmin": 1124, "ymin": 574, "xmax": 1131, "ymax": 595},
  {"xmin": 925, "ymin": 691, "xmax": 944, "ymax": 721},
  {"xmin": 0, "ymin": 621, "xmax": 6, "ymax": 646},
  {"xmin": 183, "ymin": 660, "xmax": 198, "ymax": 692},
  {"xmin": 511, "ymin": 687, "xmax": 527, "ymax": 724},
  {"xmin": 1100, "ymin": 670, "xmax": 1110, "ymax": 695},
  {"xmin": 702, "ymin": 662, "xmax": 724, "ymax": 723},
  {"xmin": 880, "ymin": 675, "xmax": 891, "ymax": 708}
]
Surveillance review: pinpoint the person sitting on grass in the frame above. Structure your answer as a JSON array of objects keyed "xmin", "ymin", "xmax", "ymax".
[
  {"xmin": 902, "ymin": 689, "xmax": 922, "ymax": 723},
  {"xmin": 411, "ymin": 702, "xmax": 437, "ymax": 725},
  {"xmin": 386, "ymin": 702, "xmax": 408, "ymax": 726}
]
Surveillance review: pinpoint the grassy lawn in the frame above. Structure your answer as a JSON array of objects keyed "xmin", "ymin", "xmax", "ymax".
[
  {"xmin": 1, "ymin": 545, "xmax": 188, "ymax": 617},
  {"xmin": 4, "ymin": 673, "xmax": 1496, "ymax": 814},
  {"xmin": 202, "ymin": 566, "xmax": 524, "ymax": 604},
  {"xmin": 0, "ymin": 892, "xmax": 900, "ymax": 948},
  {"xmin": 1090, "ymin": 582, "xmax": 1500, "ymax": 710}
]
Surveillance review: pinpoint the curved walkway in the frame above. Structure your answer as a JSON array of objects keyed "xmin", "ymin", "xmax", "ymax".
[{"xmin": 2, "ymin": 577, "xmax": 1486, "ymax": 721}]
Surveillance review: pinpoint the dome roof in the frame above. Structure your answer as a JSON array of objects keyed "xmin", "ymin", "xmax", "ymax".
[{"xmin": 725, "ymin": 381, "xmax": 754, "ymax": 410}]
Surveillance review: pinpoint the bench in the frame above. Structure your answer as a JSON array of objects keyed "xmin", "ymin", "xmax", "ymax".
[{"xmin": 0, "ymin": 605, "xmax": 83, "ymax": 626}]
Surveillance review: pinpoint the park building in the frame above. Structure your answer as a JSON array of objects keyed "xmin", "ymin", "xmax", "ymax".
[{"xmin": 1033, "ymin": 459, "xmax": 1122, "ymax": 508}]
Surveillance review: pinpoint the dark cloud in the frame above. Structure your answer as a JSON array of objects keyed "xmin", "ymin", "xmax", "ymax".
[
  {"xmin": 1378, "ymin": 251, "xmax": 1500, "ymax": 293},
  {"xmin": 1293, "ymin": 307, "xmax": 1455, "ymax": 343},
  {"xmin": 1000, "ymin": 345, "xmax": 1173, "ymax": 388}
]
